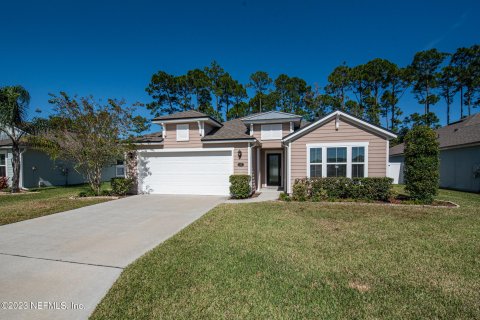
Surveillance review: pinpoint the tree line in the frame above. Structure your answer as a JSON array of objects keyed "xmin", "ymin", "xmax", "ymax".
[{"xmin": 146, "ymin": 45, "xmax": 480, "ymax": 134}]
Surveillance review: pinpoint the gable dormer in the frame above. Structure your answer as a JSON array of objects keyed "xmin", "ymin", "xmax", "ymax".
[
  {"xmin": 242, "ymin": 111, "xmax": 302, "ymax": 145},
  {"xmin": 152, "ymin": 110, "xmax": 222, "ymax": 148}
]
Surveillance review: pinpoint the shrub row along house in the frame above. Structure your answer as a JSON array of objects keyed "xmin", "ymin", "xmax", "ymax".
[
  {"xmin": 389, "ymin": 113, "xmax": 480, "ymax": 193},
  {"xmin": 134, "ymin": 110, "xmax": 397, "ymax": 195}
]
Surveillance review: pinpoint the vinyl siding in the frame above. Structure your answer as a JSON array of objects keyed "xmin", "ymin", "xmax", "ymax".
[
  {"xmin": 290, "ymin": 117, "xmax": 388, "ymax": 191},
  {"xmin": 163, "ymin": 122, "xmax": 209, "ymax": 148}
]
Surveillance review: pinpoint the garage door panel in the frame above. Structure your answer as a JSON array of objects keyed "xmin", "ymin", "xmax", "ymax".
[{"xmin": 138, "ymin": 150, "xmax": 233, "ymax": 195}]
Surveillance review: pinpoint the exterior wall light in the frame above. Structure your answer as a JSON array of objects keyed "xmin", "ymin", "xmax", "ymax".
[{"xmin": 238, "ymin": 150, "xmax": 242, "ymax": 159}]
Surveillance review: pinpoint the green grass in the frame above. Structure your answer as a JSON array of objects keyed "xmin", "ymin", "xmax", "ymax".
[
  {"xmin": 91, "ymin": 188, "xmax": 480, "ymax": 319},
  {"xmin": 0, "ymin": 184, "xmax": 112, "ymax": 226}
]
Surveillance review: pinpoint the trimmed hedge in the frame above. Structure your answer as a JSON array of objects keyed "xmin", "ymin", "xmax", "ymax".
[
  {"xmin": 229, "ymin": 175, "xmax": 251, "ymax": 199},
  {"xmin": 292, "ymin": 177, "xmax": 393, "ymax": 202},
  {"xmin": 404, "ymin": 126, "xmax": 439, "ymax": 203},
  {"xmin": 111, "ymin": 177, "xmax": 134, "ymax": 196}
]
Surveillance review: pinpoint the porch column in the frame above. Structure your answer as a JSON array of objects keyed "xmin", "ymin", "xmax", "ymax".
[{"xmin": 256, "ymin": 147, "xmax": 260, "ymax": 191}]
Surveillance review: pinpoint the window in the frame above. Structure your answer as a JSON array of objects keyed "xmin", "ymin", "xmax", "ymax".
[
  {"xmin": 352, "ymin": 146, "xmax": 365, "ymax": 178},
  {"xmin": 309, "ymin": 148, "xmax": 322, "ymax": 177},
  {"xmin": 0, "ymin": 154, "xmax": 5, "ymax": 177},
  {"xmin": 176, "ymin": 124, "xmax": 189, "ymax": 141},
  {"xmin": 326, "ymin": 147, "xmax": 347, "ymax": 177},
  {"xmin": 307, "ymin": 143, "xmax": 368, "ymax": 178},
  {"xmin": 116, "ymin": 160, "xmax": 125, "ymax": 177},
  {"xmin": 261, "ymin": 124, "xmax": 282, "ymax": 140}
]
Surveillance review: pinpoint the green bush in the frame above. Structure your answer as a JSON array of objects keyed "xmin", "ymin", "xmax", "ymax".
[
  {"xmin": 101, "ymin": 189, "xmax": 113, "ymax": 196},
  {"xmin": 278, "ymin": 192, "xmax": 291, "ymax": 202},
  {"xmin": 78, "ymin": 189, "xmax": 95, "ymax": 197},
  {"xmin": 292, "ymin": 179, "xmax": 308, "ymax": 201},
  {"xmin": 291, "ymin": 177, "xmax": 393, "ymax": 202},
  {"xmin": 111, "ymin": 177, "xmax": 134, "ymax": 196},
  {"xmin": 404, "ymin": 126, "xmax": 439, "ymax": 203},
  {"xmin": 229, "ymin": 175, "xmax": 251, "ymax": 199}
]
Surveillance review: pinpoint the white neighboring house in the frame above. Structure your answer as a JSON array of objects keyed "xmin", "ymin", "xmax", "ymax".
[
  {"xmin": 0, "ymin": 128, "xmax": 119, "ymax": 189},
  {"xmin": 389, "ymin": 113, "xmax": 480, "ymax": 193}
]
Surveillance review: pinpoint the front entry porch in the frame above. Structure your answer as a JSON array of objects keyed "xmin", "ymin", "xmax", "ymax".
[{"xmin": 252, "ymin": 147, "xmax": 286, "ymax": 191}]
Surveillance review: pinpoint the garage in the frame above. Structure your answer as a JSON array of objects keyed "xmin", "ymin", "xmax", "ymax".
[{"xmin": 137, "ymin": 149, "xmax": 233, "ymax": 195}]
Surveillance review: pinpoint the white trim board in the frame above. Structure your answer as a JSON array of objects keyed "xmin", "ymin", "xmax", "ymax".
[{"xmin": 202, "ymin": 139, "xmax": 256, "ymax": 144}]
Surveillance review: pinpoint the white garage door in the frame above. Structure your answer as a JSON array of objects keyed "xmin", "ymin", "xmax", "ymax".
[{"xmin": 138, "ymin": 150, "xmax": 233, "ymax": 195}]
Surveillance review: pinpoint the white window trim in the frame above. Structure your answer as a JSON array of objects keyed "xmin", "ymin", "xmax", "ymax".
[
  {"xmin": 176, "ymin": 124, "xmax": 189, "ymax": 142},
  {"xmin": 116, "ymin": 160, "xmax": 125, "ymax": 177},
  {"xmin": 306, "ymin": 142, "xmax": 369, "ymax": 178},
  {"xmin": 261, "ymin": 123, "xmax": 282, "ymax": 140},
  {"xmin": 0, "ymin": 152, "xmax": 6, "ymax": 178}
]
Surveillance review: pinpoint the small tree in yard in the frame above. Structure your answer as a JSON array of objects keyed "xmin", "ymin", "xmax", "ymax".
[
  {"xmin": 0, "ymin": 85, "xmax": 31, "ymax": 193},
  {"xmin": 31, "ymin": 93, "xmax": 147, "ymax": 195},
  {"xmin": 404, "ymin": 125, "xmax": 439, "ymax": 203}
]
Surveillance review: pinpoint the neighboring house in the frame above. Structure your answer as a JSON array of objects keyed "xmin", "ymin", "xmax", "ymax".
[
  {"xmin": 0, "ymin": 138, "xmax": 119, "ymax": 189},
  {"xmin": 135, "ymin": 110, "xmax": 397, "ymax": 195},
  {"xmin": 389, "ymin": 113, "xmax": 480, "ymax": 193}
]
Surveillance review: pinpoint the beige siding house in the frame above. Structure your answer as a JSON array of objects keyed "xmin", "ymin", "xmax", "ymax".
[{"xmin": 135, "ymin": 110, "xmax": 396, "ymax": 195}]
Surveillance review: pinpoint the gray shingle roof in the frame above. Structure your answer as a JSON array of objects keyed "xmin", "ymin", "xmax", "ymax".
[
  {"xmin": 242, "ymin": 111, "xmax": 301, "ymax": 121},
  {"xmin": 0, "ymin": 139, "xmax": 12, "ymax": 147},
  {"xmin": 152, "ymin": 110, "xmax": 209, "ymax": 121},
  {"xmin": 390, "ymin": 113, "xmax": 480, "ymax": 156},
  {"xmin": 136, "ymin": 132, "xmax": 164, "ymax": 144},
  {"xmin": 202, "ymin": 118, "xmax": 253, "ymax": 141}
]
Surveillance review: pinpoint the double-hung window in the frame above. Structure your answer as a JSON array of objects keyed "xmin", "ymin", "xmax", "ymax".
[
  {"xmin": 307, "ymin": 143, "xmax": 368, "ymax": 178},
  {"xmin": 326, "ymin": 147, "xmax": 347, "ymax": 177},
  {"xmin": 309, "ymin": 148, "xmax": 322, "ymax": 177},
  {"xmin": 0, "ymin": 154, "xmax": 6, "ymax": 177},
  {"xmin": 351, "ymin": 146, "xmax": 365, "ymax": 178}
]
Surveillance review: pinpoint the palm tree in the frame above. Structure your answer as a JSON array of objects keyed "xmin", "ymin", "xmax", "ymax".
[{"xmin": 0, "ymin": 85, "xmax": 30, "ymax": 193}]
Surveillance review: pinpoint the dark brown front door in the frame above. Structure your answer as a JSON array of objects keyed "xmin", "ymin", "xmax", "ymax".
[{"xmin": 267, "ymin": 153, "xmax": 281, "ymax": 186}]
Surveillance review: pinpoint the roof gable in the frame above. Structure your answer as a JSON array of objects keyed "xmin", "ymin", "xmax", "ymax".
[{"xmin": 283, "ymin": 110, "xmax": 397, "ymax": 142}]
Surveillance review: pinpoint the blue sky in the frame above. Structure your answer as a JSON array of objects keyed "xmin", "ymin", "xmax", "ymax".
[{"xmin": 1, "ymin": 0, "xmax": 479, "ymax": 131}]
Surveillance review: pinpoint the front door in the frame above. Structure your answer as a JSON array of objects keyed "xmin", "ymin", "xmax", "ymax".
[{"xmin": 267, "ymin": 153, "xmax": 281, "ymax": 186}]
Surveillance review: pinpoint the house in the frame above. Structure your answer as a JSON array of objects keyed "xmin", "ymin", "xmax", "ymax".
[
  {"xmin": 135, "ymin": 110, "xmax": 397, "ymax": 195},
  {"xmin": 0, "ymin": 135, "xmax": 119, "ymax": 189},
  {"xmin": 389, "ymin": 113, "xmax": 480, "ymax": 193}
]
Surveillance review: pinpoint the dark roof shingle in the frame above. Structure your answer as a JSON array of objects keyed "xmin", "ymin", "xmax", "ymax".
[
  {"xmin": 202, "ymin": 118, "xmax": 253, "ymax": 141},
  {"xmin": 152, "ymin": 110, "xmax": 209, "ymax": 121},
  {"xmin": 390, "ymin": 113, "xmax": 480, "ymax": 156},
  {"xmin": 135, "ymin": 132, "xmax": 164, "ymax": 144}
]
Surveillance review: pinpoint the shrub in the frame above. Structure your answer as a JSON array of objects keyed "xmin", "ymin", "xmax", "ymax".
[
  {"xmin": 352, "ymin": 177, "xmax": 393, "ymax": 201},
  {"xmin": 278, "ymin": 192, "xmax": 291, "ymax": 202},
  {"xmin": 229, "ymin": 175, "xmax": 251, "ymax": 199},
  {"xmin": 101, "ymin": 189, "xmax": 113, "ymax": 196},
  {"xmin": 78, "ymin": 189, "xmax": 95, "ymax": 197},
  {"xmin": 291, "ymin": 177, "xmax": 393, "ymax": 202},
  {"xmin": 0, "ymin": 177, "xmax": 9, "ymax": 190},
  {"xmin": 404, "ymin": 126, "xmax": 439, "ymax": 203},
  {"xmin": 292, "ymin": 179, "xmax": 308, "ymax": 201},
  {"xmin": 111, "ymin": 177, "xmax": 134, "ymax": 196}
]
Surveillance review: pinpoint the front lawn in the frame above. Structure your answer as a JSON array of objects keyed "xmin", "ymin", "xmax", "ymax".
[
  {"xmin": 0, "ymin": 184, "xmax": 112, "ymax": 226},
  {"xmin": 92, "ymin": 188, "xmax": 480, "ymax": 319}
]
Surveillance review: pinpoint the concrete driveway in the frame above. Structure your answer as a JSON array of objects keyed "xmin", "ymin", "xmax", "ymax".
[{"xmin": 0, "ymin": 194, "xmax": 224, "ymax": 320}]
